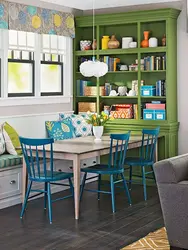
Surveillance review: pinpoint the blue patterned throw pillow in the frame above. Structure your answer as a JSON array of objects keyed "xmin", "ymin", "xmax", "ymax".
[
  {"xmin": 45, "ymin": 118, "xmax": 76, "ymax": 141},
  {"xmin": 59, "ymin": 113, "xmax": 92, "ymax": 137}
]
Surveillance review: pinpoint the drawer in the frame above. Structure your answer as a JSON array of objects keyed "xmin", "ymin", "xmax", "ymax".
[
  {"xmin": 81, "ymin": 157, "xmax": 98, "ymax": 168},
  {"xmin": 54, "ymin": 159, "xmax": 73, "ymax": 173},
  {"xmin": 0, "ymin": 168, "xmax": 22, "ymax": 200}
]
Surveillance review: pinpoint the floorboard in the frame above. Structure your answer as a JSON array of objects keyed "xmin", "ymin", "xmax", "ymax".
[{"xmin": 0, "ymin": 182, "xmax": 163, "ymax": 250}]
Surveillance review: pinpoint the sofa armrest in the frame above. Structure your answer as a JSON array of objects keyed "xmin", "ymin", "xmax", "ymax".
[{"xmin": 154, "ymin": 154, "xmax": 188, "ymax": 184}]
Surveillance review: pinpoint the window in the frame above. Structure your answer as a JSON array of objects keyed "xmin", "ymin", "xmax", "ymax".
[
  {"xmin": 0, "ymin": 29, "xmax": 72, "ymax": 104},
  {"xmin": 40, "ymin": 35, "xmax": 65, "ymax": 95},
  {"xmin": 8, "ymin": 31, "xmax": 35, "ymax": 97}
]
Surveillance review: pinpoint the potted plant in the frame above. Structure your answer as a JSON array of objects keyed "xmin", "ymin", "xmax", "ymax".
[{"xmin": 86, "ymin": 112, "xmax": 114, "ymax": 142}]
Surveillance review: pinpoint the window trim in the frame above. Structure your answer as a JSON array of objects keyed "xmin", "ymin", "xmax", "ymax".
[
  {"xmin": 8, "ymin": 59, "xmax": 35, "ymax": 97},
  {"xmin": 40, "ymin": 60, "xmax": 63, "ymax": 96}
]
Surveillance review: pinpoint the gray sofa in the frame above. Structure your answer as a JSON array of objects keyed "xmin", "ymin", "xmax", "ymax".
[{"xmin": 154, "ymin": 154, "xmax": 188, "ymax": 250}]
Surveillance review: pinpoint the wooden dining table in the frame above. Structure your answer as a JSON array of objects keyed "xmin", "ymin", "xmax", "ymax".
[{"xmin": 22, "ymin": 135, "xmax": 158, "ymax": 220}]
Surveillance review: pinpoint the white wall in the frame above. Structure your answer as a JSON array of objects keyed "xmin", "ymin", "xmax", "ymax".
[{"xmin": 177, "ymin": 0, "xmax": 188, "ymax": 154}]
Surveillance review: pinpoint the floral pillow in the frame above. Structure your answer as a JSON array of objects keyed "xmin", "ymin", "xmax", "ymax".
[
  {"xmin": 59, "ymin": 113, "xmax": 92, "ymax": 137},
  {"xmin": 45, "ymin": 118, "xmax": 76, "ymax": 141}
]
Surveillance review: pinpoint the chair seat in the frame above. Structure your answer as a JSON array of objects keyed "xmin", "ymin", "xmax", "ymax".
[
  {"xmin": 125, "ymin": 157, "xmax": 154, "ymax": 166},
  {"xmin": 30, "ymin": 170, "xmax": 73, "ymax": 182},
  {"xmin": 81, "ymin": 164, "xmax": 124, "ymax": 174}
]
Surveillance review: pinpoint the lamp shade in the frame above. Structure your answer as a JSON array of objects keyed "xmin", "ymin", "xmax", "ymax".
[{"xmin": 80, "ymin": 60, "xmax": 108, "ymax": 77}]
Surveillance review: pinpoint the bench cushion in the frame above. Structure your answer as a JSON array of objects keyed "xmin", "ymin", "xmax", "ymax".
[{"xmin": 0, "ymin": 154, "xmax": 22, "ymax": 168}]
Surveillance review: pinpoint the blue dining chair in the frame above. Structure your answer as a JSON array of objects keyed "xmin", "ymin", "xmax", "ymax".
[
  {"xmin": 124, "ymin": 127, "xmax": 160, "ymax": 201},
  {"xmin": 80, "ymin": 132, "xmax": 132, "ymax": 213},
  {"xmin": 19, "ymin": 137, "xmax": 74, "ymax": 224}
]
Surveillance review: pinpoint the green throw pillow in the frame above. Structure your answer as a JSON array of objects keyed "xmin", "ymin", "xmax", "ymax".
[{"xmin": 3, "ymin": 122, "xmax": 22, "ymax": 155}]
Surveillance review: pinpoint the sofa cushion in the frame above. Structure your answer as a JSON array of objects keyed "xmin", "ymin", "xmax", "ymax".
[
  {"xmin": 0, "ymin": 154, "xmax": 22, "ymax": 168},
  {"xmin": 45, "ymin": 118, "xmax": 76, "ymax": 141},
  {"xmin": 3, "ymin": 122, "xmax": 22, "ymax": 155},
  {"xmin": 59, "ymin": 113, "xmax": 92, "ymax": 137},
  {"xmin": 0, "ymin": 126, "xmax": 5, "ymax": 155}
]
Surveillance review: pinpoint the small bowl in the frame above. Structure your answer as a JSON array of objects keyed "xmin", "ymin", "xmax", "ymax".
[{"xmin": 80, "ymin": 40, "xmax": 92, "ymax": 51}]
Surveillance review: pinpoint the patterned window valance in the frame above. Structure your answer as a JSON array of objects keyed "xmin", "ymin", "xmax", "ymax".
[{"xmin": 0, "ymin": 0, "xmax": 75, "ymax": 38}]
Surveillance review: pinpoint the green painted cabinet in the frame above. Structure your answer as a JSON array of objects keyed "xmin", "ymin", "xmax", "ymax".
[{"xmin": 73, "ymin": 8, "xmax": 180, "ymax": 159}]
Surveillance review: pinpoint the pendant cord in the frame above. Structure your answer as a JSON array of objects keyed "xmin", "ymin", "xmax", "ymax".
[{"xmin": 92, "ymin": 0, "xmax": 95, "ymax": 60}]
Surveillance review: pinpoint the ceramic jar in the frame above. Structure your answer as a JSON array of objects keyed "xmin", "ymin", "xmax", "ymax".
[
  {"xmin": 80, "ymin": 40, "xmax": 92, "ymax": 51},
  {"xmin": 149, "ymin": 37, "xmax": 158, "ymax": 47},
  {"xmin": 129, "ymin": 42, "xmax": 137, "ymax": 48},
  {"xmin": 122, "ymin": 37, "xmax": 133, "ymax": 48},
  {"xmin": 108, "ymin": 35, "xmax": 120, "ymax": 49},
  {"xmin": 102, "ymin": 36, "xmax": 110, "ymax": 50},
  {"xmin": 141, "ymin": 31, "xmax": 150, "ymax": 48}
]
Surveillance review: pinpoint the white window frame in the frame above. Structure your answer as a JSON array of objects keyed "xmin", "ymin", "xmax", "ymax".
[{"xmin": 0, "ymin": 30, "xmax": 73, "ymax": 107}]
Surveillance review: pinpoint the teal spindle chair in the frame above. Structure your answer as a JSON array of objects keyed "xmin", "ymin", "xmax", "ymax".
[
  {"xmin": 124, "ymin": 127, "xmax": 160, "ymax": 201},
  {"xmin": 19, "ymin": 137, "xmax": 74, "ymax": 224},
  {"xmin": 80, "ymin": 132, "xmax": 131, "ymax": 213}
]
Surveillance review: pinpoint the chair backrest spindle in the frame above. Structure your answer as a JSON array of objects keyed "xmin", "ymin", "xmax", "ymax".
[{"xmin": 19, "ymin": 137, "xmax": 54, "ymax": 181}]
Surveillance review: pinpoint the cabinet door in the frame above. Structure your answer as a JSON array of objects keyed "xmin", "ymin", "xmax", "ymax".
[{"xmin": 0, "ymin": 168, "xmax": 22, "ymax": 200}]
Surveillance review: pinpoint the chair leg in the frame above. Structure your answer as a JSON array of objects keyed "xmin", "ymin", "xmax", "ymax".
[
  {"xmin": 142, "ymin": 166, "xmax": 147, "ymax": 201},
  {"xmin": 129, "ymin": 166, "xmax": 132, "ymax": 190},
  {"xmin": 47, "ymin": 182, "xmax": 52, "ymax": 224},
  {"xmin": 20, "ymin": 181, "xmax": 32, "ymax": 219},
  {"xmin": 98, "ymin": 174, "xmax": 101, "ymax": 200},
  {"xmin": 80, "ymin": 173, "xmax": 87, "ymax": 201},
  {"xmin": 44, "ymin": 182, "xmax": 47, "ymax": 210},
  {"xmin": 68, "ymin": 178, "xmax": 74, "ymax": 197},
  {"xmin": 121, "ymin": 173, "xmax": 132, "ymax": 206},
  {"xmin": 110, "ymin": 174, "xmax": 115, "ymax": 213}
]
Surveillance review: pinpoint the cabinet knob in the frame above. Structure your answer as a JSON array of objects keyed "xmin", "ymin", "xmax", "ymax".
[
  {"xmin": 69, "ymin": 166, "xmax": 73, "ymax": 170},
  {"xmin": 58, "ymin": 169, "xmax": 62, "ymax": 172},
  {"xmin": 10, "ymin": 180, "xmax": 16, "ymax": 184},
  {"xmin": 83, "ymin": 163, "xmax": 86, "ymax": 166},
  {"xmin": 93, "ymin": 161, "xmax": 96, "ymax": 164}
]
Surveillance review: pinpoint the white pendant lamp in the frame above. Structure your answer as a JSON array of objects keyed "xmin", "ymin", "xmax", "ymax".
[{"xmin": 79, "ymin": 0, "xmax": 108, "ymax": 78}]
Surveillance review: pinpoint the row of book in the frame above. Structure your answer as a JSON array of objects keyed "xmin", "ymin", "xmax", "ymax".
[
  {"xmin": 99, "ymin": 56, "xmax": 121, "ymax": 71},
  {"xmin": 156, "ymin": 80, "xmax": 166, "ymax": 96},
  {"xmin": 142, "ymin": 55, "xmax": 166, "ymax": 71},
  {"xmin": 76, "ymin": 80, "xmax": 93, "ymax": 96}
]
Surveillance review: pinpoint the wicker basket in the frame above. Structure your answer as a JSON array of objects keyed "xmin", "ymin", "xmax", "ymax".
[
  {"xmin": 84, "ymin": 86, "xmax": 105, "ymax": 96},
  {"xmin": 78, "ymin": 102, "xmax": 97, "ymax": 112}
]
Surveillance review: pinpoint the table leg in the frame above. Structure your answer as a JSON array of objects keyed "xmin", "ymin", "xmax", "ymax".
[
  {"xmin": 73, "ymin": 155, "xmax": 80, "ymax": 220},
  {"xmin": 22, "ymin": 157, "xmax": 28, "ymax": 203}
]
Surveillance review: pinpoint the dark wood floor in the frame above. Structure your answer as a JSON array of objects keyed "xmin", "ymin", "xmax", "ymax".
[{"xmin": 0, "ymin": 182, "xmax": 163, "ymax": 250}]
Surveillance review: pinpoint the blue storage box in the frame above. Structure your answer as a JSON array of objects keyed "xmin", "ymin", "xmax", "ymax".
[
  {"xmin": 143, "ymin": 109, "xmax": 155, "ymax": 120},
  {"xmin": 143, "ymin": 109, "xmax": 166, "ymax": 120},
  {"xmin": 141, "ymin": 86, "xmax": 156, "ymax": 96},
  {"xmin": 155, "ymin": 109, "xmax": 166, "ymax": 120}
]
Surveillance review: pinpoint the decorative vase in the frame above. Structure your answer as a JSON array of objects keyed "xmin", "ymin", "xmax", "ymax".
[
  {"xmin": 162, "ymin": 34, "xmax": 166, "ymax": 46},
  {"xmin": 141, "ymin": 31, "xmax": 150, "ymax": 48},
  {"xmin": 118, "ymin": 86, "xmax": 127, "ymax": 96},
  {"xmin": 93, "ymin": 126, "xmax": 104, "ymax": 142},
  {"xmin": 92, "ymin": 39, "xmax": 97, "ymax": 50},
  {"xmin": 108, "ymin": 35, "xmax": 120, "ymax": 49},
  {"xmin": 102, "ymin": 36, "xmax": 110, "ymax": 50}
]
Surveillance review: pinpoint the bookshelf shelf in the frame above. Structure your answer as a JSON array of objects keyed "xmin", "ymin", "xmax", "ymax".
[
  {"xmin": 74, "ymin": 8, "xmax": 180, "ymax": 158},
  {"xmin": 100, "ymin": 96, "xmax": 138, "ymax": 99},
  {"xmin": 141, "ymin": 70, "xmax": 166, "ymax": 73}
]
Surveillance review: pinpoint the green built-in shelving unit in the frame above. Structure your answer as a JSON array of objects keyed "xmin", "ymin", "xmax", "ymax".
[{"xmin": 73, "ymin": 8, "xmax": 181, "ymax": 159}]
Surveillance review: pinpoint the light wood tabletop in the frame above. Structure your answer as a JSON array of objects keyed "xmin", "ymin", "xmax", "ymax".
[{"xmin": 22, "ymin": 135, "xmax": 156, "ymax": 220}]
